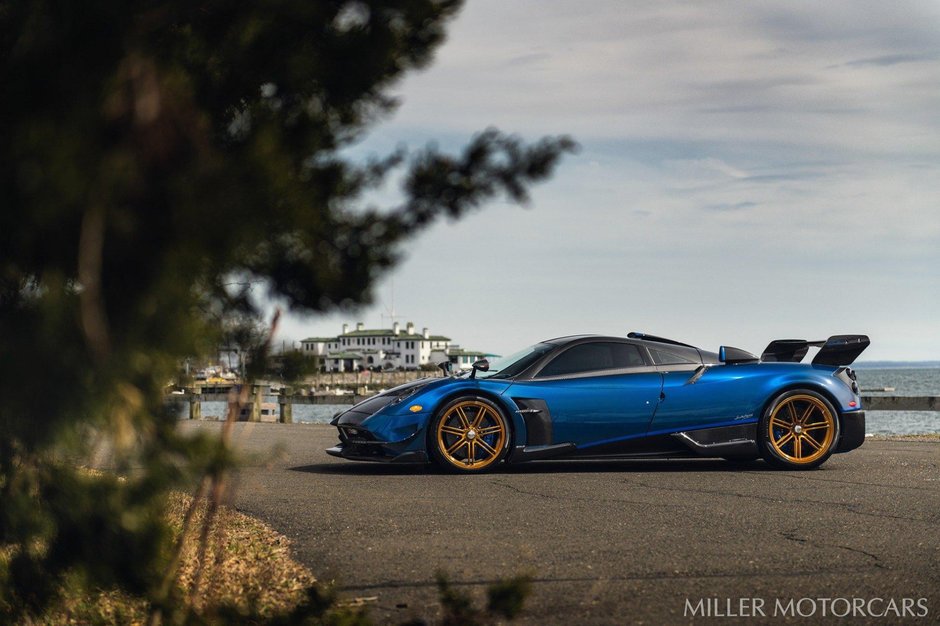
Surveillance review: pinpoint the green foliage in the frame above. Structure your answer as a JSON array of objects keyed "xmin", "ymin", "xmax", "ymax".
[
  {"xmin": 436, "ymin": 573, "xmax": 479, "ymax": 626},
  {"xmin": 275, "ymin": 350, "xmax": 320, "ymax": 386},
  {"xmin": 486, "ymin": 575, "xmax": 532, "ymax": 620},
  {"xmin": 0, "ymin": 0, "xmax": 572, "ymax": 621},
  {"xmin": 218, "ymin": 311, "xmax": 272, "ymax": 379},
  {"xmin": 435, "ymin": 572, "xmax": 532, "ymax": 626}
]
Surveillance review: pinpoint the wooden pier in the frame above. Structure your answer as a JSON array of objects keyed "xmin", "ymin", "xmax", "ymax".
[{"xmin": 861, "ymin": 395, "xmax": 940, "ymax": 411}]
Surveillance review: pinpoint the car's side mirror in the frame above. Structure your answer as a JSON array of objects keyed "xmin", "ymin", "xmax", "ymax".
[
  {"xmin": 438, "ymin": 360, "xmax": 453, "ymax": 376},
  {"xmin": 469, "ymin": 358, "xmax": 489, "ymax": 379}
]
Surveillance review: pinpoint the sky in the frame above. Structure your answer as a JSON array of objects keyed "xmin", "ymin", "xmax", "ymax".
[{"xmin": 276, "ymin": 0, "xmax": 940, "ymax": 361}]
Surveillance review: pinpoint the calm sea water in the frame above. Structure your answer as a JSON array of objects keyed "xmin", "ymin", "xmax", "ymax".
[
  {"xmin": 180, "ymin": 368, "xmax": 940, "ymax": 435},
  {"xmin": 854, "ymin": 367, "xmax": 940, "ymax": 435}
]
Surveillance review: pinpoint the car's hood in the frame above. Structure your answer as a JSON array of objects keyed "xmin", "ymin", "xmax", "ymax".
[{"xmin": 332, "ymin": 376, "xmax": 447, "ymax": 426}]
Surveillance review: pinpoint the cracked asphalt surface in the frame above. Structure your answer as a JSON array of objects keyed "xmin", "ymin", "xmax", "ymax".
[{"xmin": 181, "ymin": 422, "xmax": 940, "ymax": 625}]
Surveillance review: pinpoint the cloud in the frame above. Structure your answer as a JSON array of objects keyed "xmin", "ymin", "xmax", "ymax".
[
  {"xmin": 664, "ymin": 157, "xmax": 749, "ymax": 179},
  {"xmin": 501, "ymin": 52, "xmax": 551, "ymax": 68},
  {"xmin": 387, "ymin": 1, "xmax": 940, "ymax": 153},
  {"xmin": 704, "ymin": 201, "xmax": 759, "ymax": 212},
  {"xmin": 281, "ymin": 1, "xmax": 940, "ymax": 360},
  {"xmin": 841, "ymin": 52, "xmax": 940, "ymax": 67}
]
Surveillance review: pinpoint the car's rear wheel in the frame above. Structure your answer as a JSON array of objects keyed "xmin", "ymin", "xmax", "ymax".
[
  {"xmin": 429, "ymin": 396, "xmax": 510, "ymax": 473},
  {"xmin": 758, "ymin": 389, "xmax": 839, "ymax": 470}
]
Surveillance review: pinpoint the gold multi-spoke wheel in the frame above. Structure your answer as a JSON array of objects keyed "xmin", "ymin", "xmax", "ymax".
[
  {"xmin": 761, "ymin": 391, "xmax": 839, "ymax": 469},
  {"xmin": 432, "ymin": 398, "xmax": 509, "ymax": 472}
]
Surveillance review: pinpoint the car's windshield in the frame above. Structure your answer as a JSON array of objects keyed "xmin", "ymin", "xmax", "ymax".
[{"xmin": 473, "ymin": 342, "xmax": 554, "ymax": 379}]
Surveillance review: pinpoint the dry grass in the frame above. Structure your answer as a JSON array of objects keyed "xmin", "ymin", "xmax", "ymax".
[
  {"xmin": 165, "ymin": 491, "xmax": 316, "ymax": 615},
  {"xmin": 5, "ymin": 490, "xmax": 316, "ymax": 625}
]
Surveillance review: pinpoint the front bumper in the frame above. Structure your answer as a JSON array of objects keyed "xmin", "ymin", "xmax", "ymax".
[
  {"xmin": 325, "ymin": 442, "xmax": 428, "ymax": 463},
  {"xmin": 328, "ymin": 394, "xmax": 431, "ymax": 463},
  {"xmin": 835, "ymin": 410, "xmax": 865, "ymax": 453}
]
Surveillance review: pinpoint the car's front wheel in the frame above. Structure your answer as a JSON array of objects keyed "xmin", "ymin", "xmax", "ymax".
[
  {"xmin": 758, "ymin": 389, "xmax": 840, "ymax": 470},
  {"xmin": 429, "ymin": 396, "xmax": 510, "ymax": 473}
]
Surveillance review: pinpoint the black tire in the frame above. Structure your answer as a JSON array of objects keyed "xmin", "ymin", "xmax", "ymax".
[
  {"xmin": 428, "ymin": 396, "xmax": 511, "ymax": 473},
  {"xmin": 758, "ymin": 389, "xmax": 840, "ymax": 470}
]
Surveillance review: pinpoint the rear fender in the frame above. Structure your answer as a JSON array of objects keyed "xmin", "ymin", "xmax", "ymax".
[
  {"xmin": 762, "ymin": 371, "xmax": 858, "ymax": 414},
  {"xmin": 686, "ymin": 364, "xmax": 858, "ymax": 424}
]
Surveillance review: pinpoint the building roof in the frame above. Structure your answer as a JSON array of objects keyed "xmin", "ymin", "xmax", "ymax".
[
  {"xmin": 341, "ymin": 333, "xmax": 445, "ymax": 341},
  {"xmin": 448, "ymin": 348, "xmax": 487, "ymax": 357},
  {"xmin": 328, "ymin": 351, "xmax": 363, "ymax": 359},
  {"xmin": 304, "ymin": 326, "xmax": 452, "ymax": 344},
  {"xmin": 344, "ymin": 328, "xmax": 396, "ymax": 337},
  {"xmin": 342, "ymin": 330, "xmax": 451, "ymax": 341}
]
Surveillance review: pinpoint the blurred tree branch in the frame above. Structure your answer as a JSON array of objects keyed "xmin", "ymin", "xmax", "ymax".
[{"xmin": 0, "ymin": 0, "xmax": 574, "ymax": 621}]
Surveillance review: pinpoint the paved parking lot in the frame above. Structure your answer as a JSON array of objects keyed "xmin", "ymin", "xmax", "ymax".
[{"xmin": 182, "ymin": 421, "xmax": 940, "ymax": 624}]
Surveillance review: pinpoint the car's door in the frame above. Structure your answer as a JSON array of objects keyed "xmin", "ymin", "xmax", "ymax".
[
  {"xmin": 646, "ymin": 347, "xmax": 763, "ymax": 433},
  {"xmin": 505, "ymin": 341, "xmax": 662, "ymax": 447}
]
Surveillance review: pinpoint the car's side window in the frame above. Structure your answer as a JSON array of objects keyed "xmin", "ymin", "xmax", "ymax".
[
  {"xmin": 648, "ymin": 348, "xmax": 698, "ymax": 365},
  {"xmin": 536, "ymin": 342, "xmax": 646, "ymax": 378}
]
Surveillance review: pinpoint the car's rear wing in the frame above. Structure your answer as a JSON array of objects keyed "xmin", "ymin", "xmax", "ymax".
[{"xmin": 761, "ymin": 335, "xmax": 870, "ymax": 366}]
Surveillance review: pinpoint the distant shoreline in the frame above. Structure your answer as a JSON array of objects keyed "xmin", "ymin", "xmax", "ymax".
[{"xmin": 855, "ymin": 361, "xmax": 940, "ymax": 369}]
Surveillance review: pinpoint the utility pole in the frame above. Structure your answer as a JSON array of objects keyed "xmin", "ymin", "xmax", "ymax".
[{"xmin": 380, "ymin": 279, "xmax": 406, "ymax": 326}]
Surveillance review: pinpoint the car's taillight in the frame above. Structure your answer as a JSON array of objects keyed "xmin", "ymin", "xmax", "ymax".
[{"xmin": 835, "ymin": 367, "xmax": 860, "ymax": 394}]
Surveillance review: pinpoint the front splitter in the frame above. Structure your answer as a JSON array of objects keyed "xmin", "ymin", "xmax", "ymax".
[{"xmin": 326, "ymin": 443, "xmax": 428, "ymax": 464}]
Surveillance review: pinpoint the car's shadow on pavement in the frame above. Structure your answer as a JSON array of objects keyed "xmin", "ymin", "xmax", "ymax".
[{"xmin": 289, "ymin": 458, "xmax": 775, "ymax": 475}]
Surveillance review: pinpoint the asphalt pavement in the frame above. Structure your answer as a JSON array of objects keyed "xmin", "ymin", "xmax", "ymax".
[{"xmin": 180, "ymin": 421, "xmax": 940, "ymax": 625}]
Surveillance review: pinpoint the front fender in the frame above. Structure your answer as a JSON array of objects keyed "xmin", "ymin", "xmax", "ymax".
[{"xmin": 350, "ymin": 378, "xmax": 522, "ymax": 452}]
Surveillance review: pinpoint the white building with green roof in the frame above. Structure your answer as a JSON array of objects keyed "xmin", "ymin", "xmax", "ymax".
[{"xmin": 300, "ymin": 321, "xmax": 454, "ymax": 372}]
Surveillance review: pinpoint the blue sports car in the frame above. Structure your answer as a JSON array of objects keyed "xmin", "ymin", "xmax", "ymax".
[{"xmin": 327, "ymin": 332, "xmax": 869, "ymax": 472}]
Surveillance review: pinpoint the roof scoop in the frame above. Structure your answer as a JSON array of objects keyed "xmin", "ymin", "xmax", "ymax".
[{"xmin": 718, "ymin": 346, "xmax": 759, "ymax": 364}]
